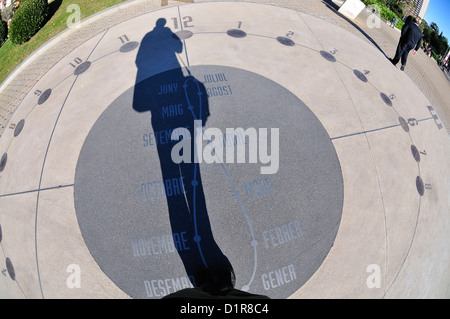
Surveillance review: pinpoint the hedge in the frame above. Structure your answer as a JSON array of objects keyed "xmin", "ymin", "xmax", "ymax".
[
  {"xmin": 8, "ymin": 0, "xmax": 49, "ymax": 45},
  {"xmin": 0, "ymin": 20, "xmax": 7, "ymax": 46},
  {"xmin": 361, "ymin": 0, "xmax": 405, "ymax": 29}
]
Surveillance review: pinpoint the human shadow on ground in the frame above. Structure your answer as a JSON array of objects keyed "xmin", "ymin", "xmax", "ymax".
[{"xmin": 132, "ymin": 18, "xmax": 233, "ymax": 289}]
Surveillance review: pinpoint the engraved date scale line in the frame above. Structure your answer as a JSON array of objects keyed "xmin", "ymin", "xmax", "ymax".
[{"xmin": 183, "ymin": 75, "xmax": 258, "ymax": 291}]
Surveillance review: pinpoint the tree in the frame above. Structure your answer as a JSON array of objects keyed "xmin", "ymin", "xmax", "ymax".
[
  {"xmin": 430, "ymin": 22, "xmax": 439, "ymax": 32},
  {"xmin": 423, "ymin": 25, "xmax": 432, "ymax": 43},
  {"xmin": 437, "ymin": 32, "xmax": 449, "ymax": 55},
  {"xmin": 384, "ymin": 0, "xmax": 403, "ymax": 17},
  {"xmin": 426, "ymin": 22, "xmax": 449, "ymax": 56}
]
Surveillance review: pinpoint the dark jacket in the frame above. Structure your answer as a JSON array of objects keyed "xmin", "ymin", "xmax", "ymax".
[{"xmin": 401, "ymin": 21, "xmax": 423, "ymax": 51}]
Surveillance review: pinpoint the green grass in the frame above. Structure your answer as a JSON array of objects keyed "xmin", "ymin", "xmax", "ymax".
[{"xmin": 0, "ymin": 0, "xmax": 128, "ymax": 85}]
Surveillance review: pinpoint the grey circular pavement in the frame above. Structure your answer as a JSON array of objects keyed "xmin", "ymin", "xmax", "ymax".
[{"xmin": 74, "ymin": 65, "xmax": 343, "ymax": 298}]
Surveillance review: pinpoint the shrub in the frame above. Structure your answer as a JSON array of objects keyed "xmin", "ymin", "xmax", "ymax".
[
  {"xmin": 0, "ymin": 20, "xmax": 7, "ymax": 46},
  {"xmin": 362, "ymin": 0, "xmax": 405, "ymax": 30},
  {"xmin": 396, "ymin": 19, "xmax": 404, "ymax": 30},
  {"xmin": 431, "ymin": 50, "xmax": 439, "ymax": 62},
  {"xmin": 8, "ymin": 0, "xmax": 49, "ymax": 45}
]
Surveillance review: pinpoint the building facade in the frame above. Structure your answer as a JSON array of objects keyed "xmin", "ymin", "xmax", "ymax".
[{"xmin": 411, "ymin": 0, "xmax": 430, "ymax": 18}]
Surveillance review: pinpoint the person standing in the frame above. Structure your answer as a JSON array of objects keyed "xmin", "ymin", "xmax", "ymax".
[{"xmin": 390, "ymin": 17, "xmax": 423, "ymax": 71}]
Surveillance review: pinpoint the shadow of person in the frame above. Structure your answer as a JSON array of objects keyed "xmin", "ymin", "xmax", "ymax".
[{"xmin": 132, "ymin": 18, "xmax": 232, "ymax": 291}]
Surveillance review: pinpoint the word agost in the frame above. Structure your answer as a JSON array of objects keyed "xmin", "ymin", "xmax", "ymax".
[{"xmin": 171, "ymin": 120, "xmax": 280, "ymax": 174}]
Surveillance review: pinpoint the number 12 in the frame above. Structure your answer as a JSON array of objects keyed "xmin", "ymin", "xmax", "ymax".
[{"xmin": 171, "ymin": 16, "xmax": 194, "ymax": 29}]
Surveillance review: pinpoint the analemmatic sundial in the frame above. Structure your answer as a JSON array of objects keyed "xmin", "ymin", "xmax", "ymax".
[{"xmin": 0, "ymin": 1, "xmax": 449, "ymax": 299}]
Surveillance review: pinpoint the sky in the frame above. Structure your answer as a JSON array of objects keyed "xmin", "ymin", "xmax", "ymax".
[{"xmin": 424, "ymin": 0, "xmax": 450, "ymax": 43}]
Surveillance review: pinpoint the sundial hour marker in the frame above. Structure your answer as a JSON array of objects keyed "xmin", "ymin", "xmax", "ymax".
[
  {"xmin": 411, "ymin": 145, "xmax": 421, "ymax": 162},
  {"xmin": 320, "ymin": 50, "xmax": 336, "ymax": 62},
  {"xmin": 118, "ymin": 34, "xmax": 139, "ymax": 53},
  {"xmin": 13, "ymin": 119, "xmax": 25, "ymax": 137},
  {"xmin": 5, "ymin": 258, "xmax": 15, "ymax": 281},
  {"xmin": 175, "ymin": 30, "xmax": 193, "ymax": 40},
  {"xmin": 73, "ymin": 61, "xmax": 91, "ymax": 76},
  {"xmin": 0, "ymin": 153, "xmax": 7, "ymax": 172},
  {"xmin": 227, "ymin": 21, "xmax": 247, "ymax": 38},
  {"xmin": 277, "ymin": 31, "xmax": 295, "ymax": 47},
  {"xmin": 353, "ymin": 69, "xmax": 368, "ymax": 82},
  {"xmin": 120, "ymin": 41, "xmax": 139, "ymax": 53},
  {"xmin": 380, "ymin": 92, "xmax": 393, "ymax": 106},
  {"xmin": 276, "ymin": 36, "xmax": 295, "ymax": 47},
  {"xmin": 416, "ymin": 176, "xmax": 425, "ymax": 196},
  {"xmin": 227, "ymin": 29, "xmax": 247, "ymax": 38},
  {"xmin": 398, "ymin": 116, "xmax": 409, "ymax": 132},
  {"xmin": 37, "ymin": 89, "xmax": 52, "ymax": 105},
  {"xmin": 69, "ymin": 57, "xmax": 91, "ymax": 75}
]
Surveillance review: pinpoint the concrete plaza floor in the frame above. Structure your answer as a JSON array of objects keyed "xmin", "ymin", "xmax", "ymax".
[{"xmin": 0, "ymin": 0, "xmax": 449, "ymax": 299}]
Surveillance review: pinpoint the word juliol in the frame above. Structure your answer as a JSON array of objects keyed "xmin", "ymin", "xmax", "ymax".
[{"xmin": 170, "ymin": 120, "xmax": 280, "ymax": 174}]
